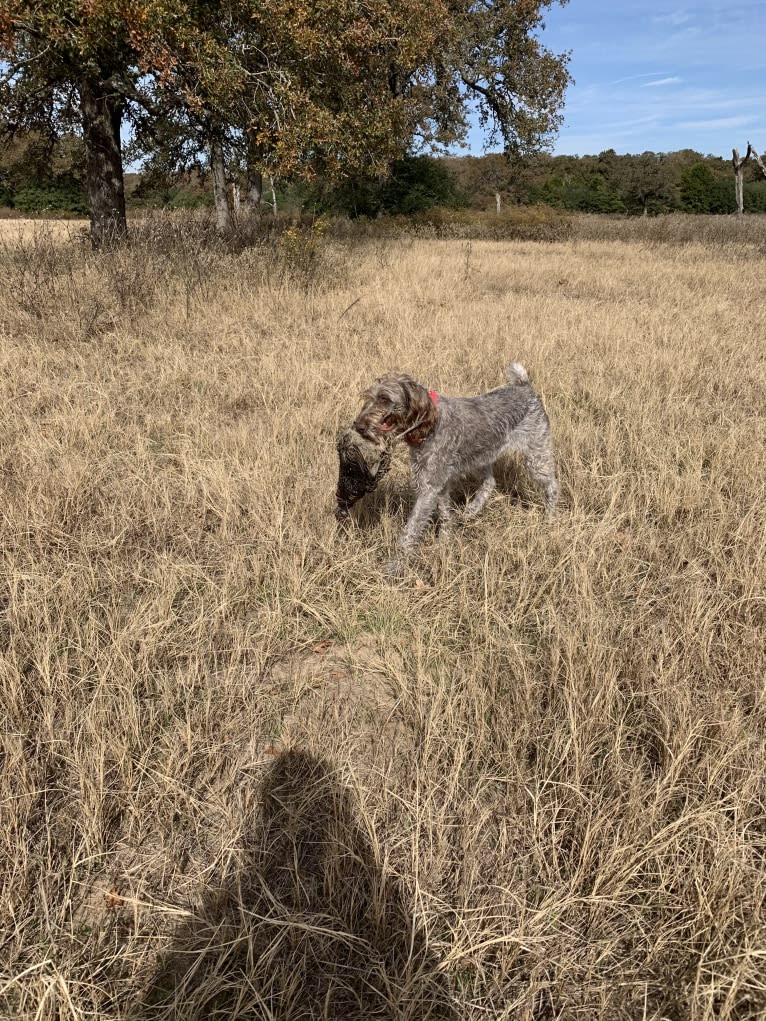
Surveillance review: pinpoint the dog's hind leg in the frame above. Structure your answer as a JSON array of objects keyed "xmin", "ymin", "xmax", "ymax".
[{"xmin": 522, "ymin": 447, "xmax": 558, "ymax": 515}]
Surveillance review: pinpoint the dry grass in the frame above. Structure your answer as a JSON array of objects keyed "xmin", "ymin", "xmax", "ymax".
[
  {"xmin": 0, "ymin": 218, "xmax": 89, "ymax": 240},
  {"xmin": 1, "ymin": 216, "xmax": 765, "ymax": 1020}
]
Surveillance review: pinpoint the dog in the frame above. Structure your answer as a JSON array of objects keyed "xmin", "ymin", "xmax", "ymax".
[{"xmin": 352, "ymin": 362, "xmax": 558, "ymax": 574}]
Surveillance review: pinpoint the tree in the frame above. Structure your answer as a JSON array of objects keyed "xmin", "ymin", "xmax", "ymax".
[
  {"xmin": 0, "ymin": 0, "xmax": 452, "ymax": 239},
  {"xmin": 0, "ymin": 129, "xmax": 87, "ymax": 212},
  {"xmin": 1, "ymin": 2, "xmax": 157, "ymax": 243},
  {"xmin": 134, "ymin": 0, "xmax": 455, "ymax": 230},
  {"xmin": 1, "ymin": 1, "xmax": 571, "ymax": 243},
  {"xmin": 437, "ymin": 0, "xmax": 572, "ymax": 156},
  {"xmin": 134, "ymin": 1, "xmax": 571, "ymax": 219},
  {"xmin": 621, "ymin": 152, "xmax": 673, "ymax": 215}
]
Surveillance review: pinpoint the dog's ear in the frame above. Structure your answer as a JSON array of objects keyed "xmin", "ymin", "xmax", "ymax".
[{"xmin": 401, "ymin": 378, "xmax": 439, "ymax": 442}]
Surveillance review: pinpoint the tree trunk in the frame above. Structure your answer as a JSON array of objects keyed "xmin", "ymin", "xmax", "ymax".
[
  {"xmin": 494, "ymin": 190, "xmax": 502, "ymax": 215},
  {"xmin": 246, "ymin": 168, "xmax": 263, "ymax": 212},
  {"xmin": 268, "ymin": 175, "xmax": 277, "ymax": 215},
  {"xmin": 79, "ymin": 78, "xmax": 127, "ymax": 247},
  {"xmin": 245, "ymin": 132, "xmax": 264, "ymax": 214},
  {"xmin": 210, "ymin": 138, "xmax": 231, "ymax": 231},
  {"xmin": 735, "ymin": 165, "xmax": 744, "ymax": 215},
  {"xmin": 231, "ymin": 181, "xmax": 241, "ymax": 216},
  {"xmin": 732, "ymin": 145, "xmax": 751, "ymax": 216}
]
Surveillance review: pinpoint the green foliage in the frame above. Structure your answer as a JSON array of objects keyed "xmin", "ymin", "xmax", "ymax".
[
  {"xmin": 379, "ymin": 157, "xmax": 468, "ymax": 214},
  {"xmin": 332, "ymin": 204, "xmax": 573, "ymax": 242},
  {"xmin": 12, "ymin": 182, "xmax": 88, "ymax": 215},
  {"xmin": 679, "ymin": 164, "xmax": 735, "ymax": 214},
  {"xmin": 446, "ymin": 149, "xmax": 762, "ymax": 218},
  {"xmin": 301, "ymin": 156, "xmax": 466, "ymax": 218},
  {"xmin": 0, "ymin": 169, "xmax": 12, "ymax": 207},
  {"xmin": 129, "ymin": 165, "xmax": 212, "ymax": 211},
  {"xmin": 528, "ymin": 173, "xmax": 625, "ymax": 213},
  {"xmin": 620, "ymin": 153, "xmax": 675, "ymax": 214},
  {"xmin": 744, "ymin": 180, "xmax": 766, "ymax": 213},
  {"xmin": 0, "ymin": 132, "xmax": 87, "ymax": 212}
]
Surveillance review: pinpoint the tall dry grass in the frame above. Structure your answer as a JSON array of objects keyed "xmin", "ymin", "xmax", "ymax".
[{"xmin": 0, "ymin": 214, "xmax": 765, "ymax": 1020}]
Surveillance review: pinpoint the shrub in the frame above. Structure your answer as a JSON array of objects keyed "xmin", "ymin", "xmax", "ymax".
[{"xmin": 332, "ymin": 205, "xmax": 573, "ymax": 242}]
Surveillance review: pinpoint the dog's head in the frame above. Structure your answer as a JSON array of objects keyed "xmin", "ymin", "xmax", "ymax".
[{"xmin": 353, "ymin": 373, "xmax": 439, "ymax": 447}]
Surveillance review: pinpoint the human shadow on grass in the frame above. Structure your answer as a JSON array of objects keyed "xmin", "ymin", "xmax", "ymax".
[{"xmin": 138, "ymin": 750, "xmax": 455, "ymax": 1020}]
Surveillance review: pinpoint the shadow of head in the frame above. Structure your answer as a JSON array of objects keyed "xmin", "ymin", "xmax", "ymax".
[
  {"xmin": 352, "ymin": 477, "xmax": 410, "ymax": 527},
  {"xmin": 138, "ymin": 750, "xmax": 455, "ymax": 1020}
]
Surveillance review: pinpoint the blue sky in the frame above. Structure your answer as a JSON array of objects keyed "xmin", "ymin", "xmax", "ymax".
[{"xmin": 468, "ymin": 0, "xmax": 766, "ymax": 158}]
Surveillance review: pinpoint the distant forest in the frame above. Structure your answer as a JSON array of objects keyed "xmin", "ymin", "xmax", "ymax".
[{"xmin": 2, "ymin": 133, "xmax": 766, "ymax": 218}]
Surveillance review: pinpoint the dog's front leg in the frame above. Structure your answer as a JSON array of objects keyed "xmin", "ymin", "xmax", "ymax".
[
  {"xmin": 464, "ymin": 470, "xmax": 497, "ymax": 519},
  {"xmin": 383, "ymin": 490, "xmax": 438, "ymax": 577}
]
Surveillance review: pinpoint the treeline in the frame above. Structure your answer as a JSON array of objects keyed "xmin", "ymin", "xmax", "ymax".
[
  {"xmin": 3, "ymin": 135, "xmax": 765, "ymax": 218},
  {"xmin": 447, "ymin": 149, "xmax": 766, "ymax": 215}
]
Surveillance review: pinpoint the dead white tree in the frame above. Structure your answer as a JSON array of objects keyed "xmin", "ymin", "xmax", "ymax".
[
  {"xmin": 732, "ymin": 142, "xmax": 766, "ymax": 215},
  {"xmin": 732, "ymin": 144, "xmax": 750, "ymax": 215}
]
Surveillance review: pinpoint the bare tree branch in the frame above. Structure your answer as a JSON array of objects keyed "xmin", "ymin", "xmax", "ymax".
[
  {"xmin": 0, "ymin": 44, "xmax": 55, "ymax": 86},
  {"xmin": 748, "ymin": 143, "xmax": 766, "ymax": 179},
  {"xmin": 103, "ymin": 74, "xmax": 161, "ymax": 117}
]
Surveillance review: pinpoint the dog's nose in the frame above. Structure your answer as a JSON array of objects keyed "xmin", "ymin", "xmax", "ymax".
[{"xmin": 352, "ymin": 418, "xmax": 364, "ymax": 434}]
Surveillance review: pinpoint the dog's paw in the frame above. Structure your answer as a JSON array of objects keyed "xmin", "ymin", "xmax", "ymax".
[{"xmin": 382, "ymin": 557, "xmax": 406, "ymax": 580}]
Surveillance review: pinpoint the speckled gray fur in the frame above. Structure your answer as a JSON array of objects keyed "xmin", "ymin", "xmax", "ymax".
[{"xmin": 353, "ymin": 363, "xmax": 558, "ymax": 575}]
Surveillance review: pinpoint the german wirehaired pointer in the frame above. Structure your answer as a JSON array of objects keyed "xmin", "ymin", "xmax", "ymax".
[{"xmin": 352, "ymin": 362, "xmax": 558, "ymax": 574}]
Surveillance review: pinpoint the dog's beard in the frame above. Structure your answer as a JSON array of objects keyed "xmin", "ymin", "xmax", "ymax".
[{"xmin": 354, "ymin": 412, "xmax": 399, "ymax": 447}]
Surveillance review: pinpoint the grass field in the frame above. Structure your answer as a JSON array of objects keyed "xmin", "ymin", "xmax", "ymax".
[{"xmin": 1, "ymin": 216, "xmax": 765, "ymax": 1019}]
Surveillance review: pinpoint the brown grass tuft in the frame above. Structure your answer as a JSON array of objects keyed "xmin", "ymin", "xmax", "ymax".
[{"xmin": 1, "ymin": 216, "xmax": 765, "ymax": 1019}]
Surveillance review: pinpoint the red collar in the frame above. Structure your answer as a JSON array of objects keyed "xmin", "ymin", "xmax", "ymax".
[{"xmin": 404, "ymin": 390, "xmax": 440, "ymax": 446}]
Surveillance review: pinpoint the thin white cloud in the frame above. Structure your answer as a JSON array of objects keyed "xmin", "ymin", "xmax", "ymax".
[
  {"xmin": 652, "ymin": 10, "xmax": 694, "ymax": 27},
  {"xmin": 678, "ymin": 114, "xmax": 757, "ymax": 130},
  {"xmin": 611, "ymin": 71, "xmax": 672, "ymax": 85},
  {"xmin": 642, "ymin": 76, "xmax": 682, "ymax": 87}
]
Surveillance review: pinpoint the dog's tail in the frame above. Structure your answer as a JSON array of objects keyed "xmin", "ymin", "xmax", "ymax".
[{"xmin": 507, "ymin": 362, "xmax": 529, "ymax": 386}]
